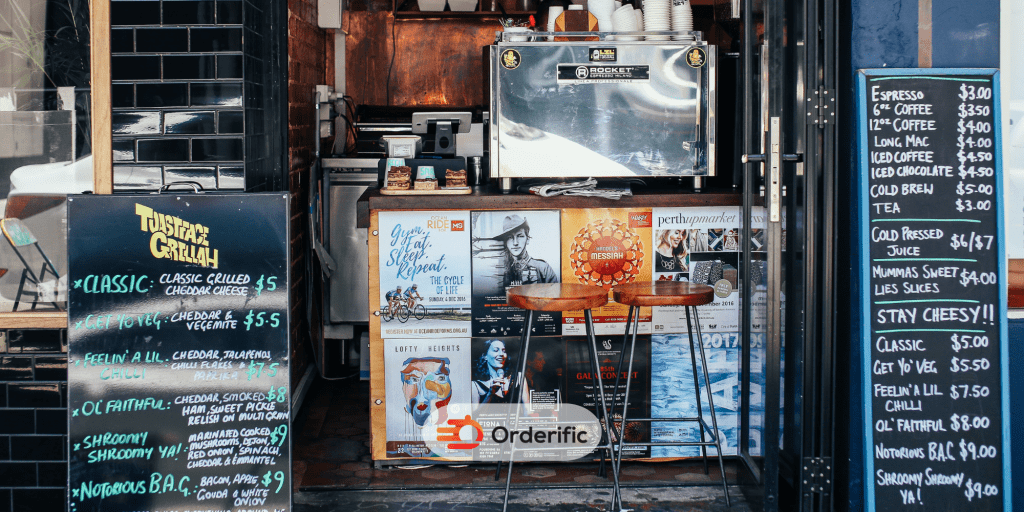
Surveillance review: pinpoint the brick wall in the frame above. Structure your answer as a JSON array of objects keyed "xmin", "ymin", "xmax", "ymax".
[
  {"xmin": 0, "ymin": 329, "xmax": 68, "ymax": 512},
  {"xmin": 287, "ymin": 0, "xmax": 334, "ymax": 386},
  {"xmin": 109, "ymin": 0, "xmax": 247, "ymax": 191}
]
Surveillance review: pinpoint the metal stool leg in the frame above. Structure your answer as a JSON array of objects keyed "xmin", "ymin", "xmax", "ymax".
[
  {"xmin": 684, "ymin": 306, "xmax": 710, "ymax": 475},
  {"xmin": 585, "ymin": 309, "xmax": 621, "ymax": 512},
  {"xmin": 502, "ymin": 310, "xmax": 534, "ymax": 512},
  {"xmin": 613, "ymin": 304, "xmax": 641, "ymax": 509},
  {"xmin": 608, "ymin": 305, "xmax": 635, "ymax": 446},
  {"xmin": 496, "ymin": 314, "xmax": 532, "ymax": 482},
  {"xmin": 691, "ymin": 306, "xmax": 730, "ymax": 506}
]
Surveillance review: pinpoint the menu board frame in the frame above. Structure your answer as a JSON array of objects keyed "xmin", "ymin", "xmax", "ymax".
[
  {"xmin": 857, "ymin": 68, "xmax": 1010, "ymax": 512},
  {"xmin": 67, "ymin": 193, "xmax": 291, "ymax": 512}
]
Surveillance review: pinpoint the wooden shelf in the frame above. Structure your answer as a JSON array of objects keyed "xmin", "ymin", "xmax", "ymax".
[
  {"xmin": 393, "ymin": 0, "xmax": 534, "ymax": 19},
  {"xmin": 393, "ymin": 10, "xmax": 533, "ymax": 18}
]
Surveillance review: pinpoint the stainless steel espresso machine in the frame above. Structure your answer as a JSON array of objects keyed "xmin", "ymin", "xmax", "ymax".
[{"xmin": 489, "ymin": 32, "xmax": 716, "ymax": 192}]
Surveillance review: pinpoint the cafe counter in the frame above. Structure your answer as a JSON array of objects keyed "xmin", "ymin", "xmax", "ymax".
[{"xmin": 358, "ymin": 185, "xmax": 762, "ymax": 463}]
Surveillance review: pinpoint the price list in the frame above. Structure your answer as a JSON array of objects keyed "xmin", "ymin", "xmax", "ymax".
[
  {"xmin": 861, "ymin": 72, "xmax": 1005, "ymax": 512},
  {"xmin": 67, "ymin": 194, "xmax": 291, "ymax": 512}
]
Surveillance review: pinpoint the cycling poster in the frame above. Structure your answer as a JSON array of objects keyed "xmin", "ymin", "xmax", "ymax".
[{"xmin": 378, "ymin": 211, "xmax": 472, "ymax": 338}]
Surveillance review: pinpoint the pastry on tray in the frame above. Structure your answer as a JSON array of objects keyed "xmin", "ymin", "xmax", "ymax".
[
  {"xmin": 413, "ymin": 179, "xmax": 438, "ymax": 190},
  {"xmin": 386, "ymin": 166, "xmax": 412, "ymax": 190},
  {"xmin": 444, "ymin": 169, "xmax": 468, "ymax": 188}
]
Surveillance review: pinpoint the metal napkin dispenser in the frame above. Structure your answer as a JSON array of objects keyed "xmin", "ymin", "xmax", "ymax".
[{"xmin": 489, "ymin": 35, "xmax": 716, "ymax": 183}]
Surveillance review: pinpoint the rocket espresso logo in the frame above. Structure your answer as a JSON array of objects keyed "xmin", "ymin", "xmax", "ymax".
[
  {"xmin": 569, "ymin": 218, "xmax": 645, "ymax": 288},
  {"xmin": 421, "ymin": 403, "xmax": 601, "ymax": 461}
]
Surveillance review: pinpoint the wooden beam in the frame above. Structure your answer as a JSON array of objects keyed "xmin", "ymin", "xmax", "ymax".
[
  {"xmin": 91, "ymin": 0, "xmax": 113, "ymax": 194},
  {"xmin": 918, "ymin": 0, "xmax": 932, "ymax": 68},
  {"xmin": 0, "ymin": 312, "xmax": 67, "ymax": 329}
]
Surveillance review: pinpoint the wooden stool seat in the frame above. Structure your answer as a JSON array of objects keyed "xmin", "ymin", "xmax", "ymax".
[
  {"xmin": 507, "ymin": 283, "xmax": 608, "ymax": 311},
  {"xmin": 613, "ymin": 281, "xmax": 715, "ymax": 307}
]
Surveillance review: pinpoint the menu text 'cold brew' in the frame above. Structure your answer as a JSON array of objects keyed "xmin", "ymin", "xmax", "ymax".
[
  {"xmin": 67, "ymin": 194, "xmax": 291, "ymax": 512},
  {"xmin": 861, "ymin": 70, "xmax": 1006, "ymax": 512}
]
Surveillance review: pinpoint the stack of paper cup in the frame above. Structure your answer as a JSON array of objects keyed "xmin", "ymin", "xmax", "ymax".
[
  {"xmin": 547, "ymin": 5, "xmax": 563, "ymax": 39},
  {"xmin": 643, "ymin": 0, "xmax": 670, "ymax": 40},
  {"xmin": 588, "ymin": 0, "xmax": 616, "ymax": 37},
  {"xmin": 612, "ymin": 4, "xmax": 639, "ymax": 40},
  {"xmin": 634, "ymin": 8, "xmax": 644, "ymax": 32},
  {"xmin": 671, "ymin": 0, "xmax": 693, "ymax": 39}
]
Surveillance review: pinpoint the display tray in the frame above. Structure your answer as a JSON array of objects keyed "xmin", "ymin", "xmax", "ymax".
[{"xmin": 380, "ymin": 186, "xmax": 472, "ymax": 195}]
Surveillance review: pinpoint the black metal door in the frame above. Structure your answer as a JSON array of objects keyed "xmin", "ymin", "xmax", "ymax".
[{"xmin": 737, "ymin": 0, "xmax": 836, "ymax": 510}]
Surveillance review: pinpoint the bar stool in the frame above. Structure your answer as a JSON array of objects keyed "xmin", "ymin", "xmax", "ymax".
[
  {"xmin": 610, "ymin": 281, "xmax": 730, "ymax": 506},
  {"xmin": 500, "ymin": 283, "xmax": 621, "ymax": 512}
]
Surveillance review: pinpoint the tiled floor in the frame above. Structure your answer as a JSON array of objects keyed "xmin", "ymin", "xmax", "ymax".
[{"xmin": 291, "ymin": 377, "xmax": 755, "ymax": 511}]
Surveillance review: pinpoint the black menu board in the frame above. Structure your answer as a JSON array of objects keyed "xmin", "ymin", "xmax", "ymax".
[
  {"xmin": 857, "ymin": 69, "xmax": 1008, "ymax": 512},
  {"xmin": 67, "ymin": 194, "xmax": 291, "ymax": 512}
]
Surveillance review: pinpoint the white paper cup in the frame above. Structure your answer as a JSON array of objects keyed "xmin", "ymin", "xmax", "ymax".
[
  {"xmin": 588, "ymin": 0, "xmax": 615, "ymax": 18},
  {"xmin": 504, "ymin": 26, "xmax": 532, "ymax": 41},
  {"xmin": 612, "ymin": 5, "xmax": 638, "ymax": 40}
]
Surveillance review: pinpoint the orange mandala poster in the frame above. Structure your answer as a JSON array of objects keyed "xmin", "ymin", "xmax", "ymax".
[{"xmin": 561, "ymin": 209, "xmax": 652, "ymax": 335}]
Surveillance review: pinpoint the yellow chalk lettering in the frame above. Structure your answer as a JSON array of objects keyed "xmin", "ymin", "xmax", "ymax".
[
  {"xmin": 151, "ymin": 231, "xmax": 168, "ymax": 259},
  {"xmin": 135, "ymin": 204, "xmax": 154, "ymax": 233}
]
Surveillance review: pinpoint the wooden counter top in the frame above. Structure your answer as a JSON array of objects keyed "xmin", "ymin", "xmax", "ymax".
[{"xmin": 356, "ymin": 184, "xmax": 744, "ymax": 227}]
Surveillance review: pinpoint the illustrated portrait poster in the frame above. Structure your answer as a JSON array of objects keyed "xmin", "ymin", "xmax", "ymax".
[
  {"xmin": 384, "ymin": 338, "xmax": 471, "ymax": 458},
  {"xmin": 560, "ymin": 209, "xmax": 653, "ymax": 335},
  {"xmin": 470, "ymin": 210, "xmax": 561, "ymax": 336},
  {"xmin": 378, "ymin": 211, "xmax": 472, "ymax": 338},
  {"xmin": 650, "ymin": 207, "xmax": 741, "ymax": 333}
]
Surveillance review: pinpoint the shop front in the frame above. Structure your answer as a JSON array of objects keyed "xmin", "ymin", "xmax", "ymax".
[{"xmin": 0, "ymin": 1, "xmax": 1014, "ymax": 512}]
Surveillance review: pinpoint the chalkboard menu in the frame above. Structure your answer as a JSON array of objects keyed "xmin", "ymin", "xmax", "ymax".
[
  {"xmin": 858, "ymin": 69, "xmax": 1009, "ymax": 511},
  {"xmin": 67, "ymin": 194, "xmax": 291, "ymax": 512}
]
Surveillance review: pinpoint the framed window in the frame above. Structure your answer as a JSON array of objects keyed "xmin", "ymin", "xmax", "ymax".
[{"xmin": 1, "ymin": 0, "xmax": 110, "ymax": 327}]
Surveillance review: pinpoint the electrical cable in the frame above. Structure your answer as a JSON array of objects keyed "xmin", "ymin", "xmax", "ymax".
[{"xmin": 386, "ymin": 20, "xmax": 397, "ymax": 106}]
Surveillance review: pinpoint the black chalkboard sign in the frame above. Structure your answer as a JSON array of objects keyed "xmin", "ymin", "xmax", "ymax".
[
  {"xmin": 857, "ymin": 69, "xmax": 1009, "ymax": 511},
  {"xmin": 67, "ymin": 194, "xmax": 291, "ymax": 512}
]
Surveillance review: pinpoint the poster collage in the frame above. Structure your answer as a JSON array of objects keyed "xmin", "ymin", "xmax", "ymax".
[{"xmin": 378, "ymin": 208, "xmax": 765, "ymax": 459}]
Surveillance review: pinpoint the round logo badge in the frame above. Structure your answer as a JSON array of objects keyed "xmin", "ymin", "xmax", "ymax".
[
  {"xmin": 685, "ymin": 47, "xmax": 707, "ymax": 68},
  {"xmin": 500, "ymin": 49, "xmax": 522, "ymax": 70},
  {"xmin": 575, "ymin": 66, "xmax": 590, "ymax": 79},
  {"xmin": 713, "ymin": 278, "xmax": 732, "ymax": 298}
]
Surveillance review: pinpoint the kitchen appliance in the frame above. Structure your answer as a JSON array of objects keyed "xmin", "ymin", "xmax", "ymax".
[
  {"xmin": 489, "ymin": 33, "xmax": 716, "ymax": 192},
  {"xmin": 322, "ymin": 159, "xmax": 379, "ymax": 331}
]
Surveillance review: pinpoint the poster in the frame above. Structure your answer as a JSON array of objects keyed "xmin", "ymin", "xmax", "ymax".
[
  {"xmin": 384, "ymin": 338, "xmax": 471, "ymax": 458},
  {"xmin": 469, "ymin": 336, "xmax": 520, "ymax": 406},
  {"xmin": 561, "ymin": 209, "xmax": 653, "ymax": 335},
  {"xmin": 565, "ymin": 334, "xmax": 651, "ymax": 458},
  {"xmin": 649, "ymin": 332, "xmax": 755, "ymax": 458},
  {"xmin": 471, "ymin": 211, "xmax": 561, "ymax": 336},
  {"xmin": 378, "ymin": 211, "xmax": 472, "ymax": 338},
  {"xmin": 651, "ymin": 207, "xmax": 742, "ymax": 333}
]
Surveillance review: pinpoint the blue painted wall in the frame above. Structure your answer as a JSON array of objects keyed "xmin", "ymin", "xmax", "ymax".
[{"xmin": 840, "ymin": 1, "xmax": 1001, "ymax": 511}]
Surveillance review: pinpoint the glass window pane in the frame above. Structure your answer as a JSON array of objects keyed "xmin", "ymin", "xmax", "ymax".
[{"xmin": 0, "ymin": 0, "xmax": 90, "ymax": 312}]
